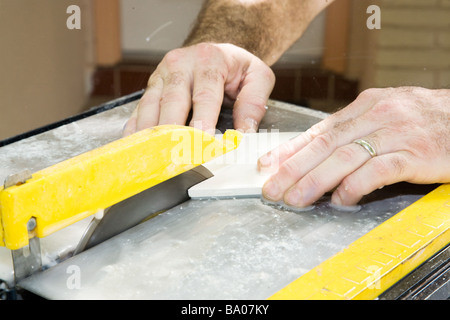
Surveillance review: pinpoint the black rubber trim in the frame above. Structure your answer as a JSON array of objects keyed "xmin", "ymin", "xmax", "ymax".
[{"xmin": 0, "ymin": 90, "xmax": 144, "ymax": 147}]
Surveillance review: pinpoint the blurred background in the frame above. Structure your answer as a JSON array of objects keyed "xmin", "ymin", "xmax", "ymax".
[{"xmin": 0, "ymin": 0, "xmax": 449, "ymax": 140}]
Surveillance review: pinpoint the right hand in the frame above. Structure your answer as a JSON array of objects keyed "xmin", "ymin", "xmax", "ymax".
[
  {"xmin": 123, "ymin": 43, "xmax": 275, "ymax": 136},
  {"xmin": 258, "ymin": 87, "xmax": 450, "ymax": 208}
]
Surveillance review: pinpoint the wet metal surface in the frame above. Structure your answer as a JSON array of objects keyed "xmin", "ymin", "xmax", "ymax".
[{"xmin": 0, "ymin": 96, "xmax": 437, "ymax": 297}]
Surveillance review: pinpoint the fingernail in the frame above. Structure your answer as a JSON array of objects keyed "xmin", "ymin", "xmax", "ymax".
[
  {"xmin": 258, "ymin": 154, "xmax": 278, "ymax": 174},
  {"xmin": 262, "ymin": 179, "xmax": 280, "ymax": 201},
  {"xmin": 192, "ymin": 120, "xmax": 215, "ymax": 136},
  {"xmin": 285, "ymin": 188, "xmax": 303, "ymax": 207},
  {"xmin": 329, "ymin": 202, "xmax": 361, "ymax": 213},
  {"xmin": 244, "ymin": 118, "xmax": 258, "ymax": 133},
  {"xmin": 259, "ymin": 154, "xmax": 272, "ymax": 167},
  {"xmin": 122, "ymin": 120, "xmax": 132, "ymax": 137},
  {"xmin": 330, "ymin": 190, "xmax": 361, "ymax": 212},
  {"xmin": 331, "ymin": 192, "xmax": 343, "ymax": 206}
]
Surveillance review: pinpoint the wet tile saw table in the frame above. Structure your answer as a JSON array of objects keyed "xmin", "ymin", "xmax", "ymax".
[{"xmin": 0, "ymin": 91, "xmax": 448, "ymax": 300}]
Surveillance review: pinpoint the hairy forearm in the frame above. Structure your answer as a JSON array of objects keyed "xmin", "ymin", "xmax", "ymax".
[{"xmin": 184, "ymin": 0, "xmax": 334, "ymax": 65}]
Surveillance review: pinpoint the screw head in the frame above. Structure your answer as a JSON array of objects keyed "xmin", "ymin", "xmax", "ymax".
[{"xmin": 27, "ymin": 218, "xmax": 37, "ymax": 231}]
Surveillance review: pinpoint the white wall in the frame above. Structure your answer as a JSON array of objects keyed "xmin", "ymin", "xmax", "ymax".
[{"xmin": 120, "ymin": 0, "xmax": 325, "ymax": 65}]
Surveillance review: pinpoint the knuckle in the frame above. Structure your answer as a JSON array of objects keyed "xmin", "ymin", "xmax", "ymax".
[
  {"xmin": 249, "ymin": 95, "xmax": 269, "ymax": 111},
  {"xmin": 249, "ymin": 63, "xmax": 275, "ymax": 87},
  {"xmin": 371, "ymin": 155, "xmax": 408, "ymax": 178},
  {"xmin": 371, "ymin": 101, "xmax": 393, "ymax": 116},
  {"xmin": 370, "ymin": 96, "xmax": 410, "ymax": 120},
  {"xmin": 306, "ymin": 122, "xmax": 325, "ymax": 139},
  {"xmin": 166, "ymin": 71, "xmax": 187, "ymax": 87},
  {"xmin": 369, "ymin": 154, "xmax": 410, "ymax": 181},
  {"xmin": 262, "ymin": 66, "xmax": 276, "ymax": 83},
  {"xmin": 278, "ymin": 141, "xmax": 297, "ymax": 159},
  {"xmin": 337, "ymin": 176, "xmax": 360, "ymax": 199},
  {"xmin": 358, "ymin": 88, "xmax": 379, "ymax": 99},
  {"xmin": 235, "ymin": 95, "xmax": 268, "ymax": 114},
  {"xmin": 147, "ymin": 72, "xmax": 163, "ymax": 89},
  {"xmin": 192, "ymin": 88, "xmax": 219, "ymax": 105},
  {"xmin": 159, "ymin": 94, "xmax": 173, "ymax": 106},
  {"xmin": 159, "ymin": 91, "xmax": 183, "ymax": 106},
  {"xmin": 389, "ymin": 154, "xmax": 408, "ymax": 177},
  {"xmin": 311, "ymin": 133, "xmax": 335, "ymax": 154},
  {"xmin": 278, "ymin": 158, "xmax": 301, "ymax": 180},
  {"xmin": 369, "ymin": 100, "xmax": 409, "ymax": 125},
  {"xmin": 195, "ymin": 42, "xmax": 216, "ymax": 55},
  {"xmin": 371, "ymin": 157, "xmax": 390, "ymax": 176},
  {"xmin": 303, "ymin": 171, "xmax": 322, "ymax": 191},
  {"xmin": 334, "ymin": 146, "xmax": 357, "ymax": 163},
  {"xmin": 201, "ymin": 68, "xmax": 226, "ymax": 83},
  {"xmin": 195, "ymin": 43, "xmax": 222, "ymax": 63},
  {"xmin": 163, "ymin": 48, "xmax": 185, "ymax": 66}
]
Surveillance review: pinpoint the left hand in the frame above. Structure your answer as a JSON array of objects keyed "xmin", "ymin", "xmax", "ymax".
[
  {"xmin": 122, "ymin": 43, "xmax": 275, "ymax": 136},
  {"xmin": 258, "ymin": 87, "xmax": 450, "ymax": 207}
]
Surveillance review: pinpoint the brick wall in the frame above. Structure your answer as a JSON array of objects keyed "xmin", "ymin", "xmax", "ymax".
[{"xmin": 374, "ymin": 0, "xmax": 450, "ymax": 88}]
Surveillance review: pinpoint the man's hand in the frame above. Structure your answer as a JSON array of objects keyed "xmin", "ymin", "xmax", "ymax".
[
  {"xmin": 123, "ymin": 43, "xmax": 275, "ymax": 135},
  {"xmin": 258, "ymin": 87, "xmax": 450, "ymax": 207},
  {"xmin": 123, "ymin": 0, "xmax": 335, "ymax": 136}
]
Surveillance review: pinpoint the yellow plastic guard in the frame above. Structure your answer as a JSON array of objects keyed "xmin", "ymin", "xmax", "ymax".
[
  {"xmin": 0, "ymin": 125, "xmax": 242, "ymax": 250},
  {"xmin": 270, "ymin": 183, "xmax": 450, "ymax": 300}
]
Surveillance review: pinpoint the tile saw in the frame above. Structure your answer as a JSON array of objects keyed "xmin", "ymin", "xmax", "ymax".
[
  {"xmin": 0, "ymin": 124, "xmax": 241, "ymax": 281},
  {"xmin": 0, "ymin": 92, "xmax": 448, "ymax": 300}
]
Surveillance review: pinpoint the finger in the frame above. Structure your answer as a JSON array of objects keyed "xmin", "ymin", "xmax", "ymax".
[
  {"xmin": 232, "ymin": 61, "xmax": 275, "ymax": 132},
  {"xmin": 262, "ymin": 128, "xmax": 401, "ymax": 205},
  {"xmin": 261, "ymin": 140, "xmax": 333, "ymax": 203},
  {"xmin": 331, "ymin": 151, "xmax": 413, "ymax": 206},
  {"xmin": 282, "ymin": 142, "xmax": 373, "ymax": 207},
  {"xmin": 258, "ymin": 88, "xmax": 387, "ymax": 172},
  {"xmin": 259, "ymin": 102, "xmax": 386, "ymax": 177},
  {"xmin": 122, "ymin": 106, "xmax": 139, "ymax": 137},
  {"xmin": 190, "ymin": 66, "xmax": 227, "ymax": 134},
  {"xmin": 261, "ymin": 131, "xmax": 357, "ymax": 202},
  {"xmin": 135, "ymin": 74, "xmax": 164, "ymax": 131},
  {"xmin": 122, "ymin": 115, "xmax": 137, "ymax": 137},
  {"xmin": 258, "ymin": 131, "xmax": 315, "ymax": 173},
  {"xmin": 158, "ymin": 70, "xmax": 192, "ymax": 126}
]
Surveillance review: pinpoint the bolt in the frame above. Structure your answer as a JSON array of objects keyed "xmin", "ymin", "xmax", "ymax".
[{"xmin": 27, "ymin": 218, "xmax": 37, "ymax": 231}]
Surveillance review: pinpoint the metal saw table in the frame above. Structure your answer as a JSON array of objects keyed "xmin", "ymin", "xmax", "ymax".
[{"xmin": 0, "ymin": 92, "xmax": 449, "ymax": 300}]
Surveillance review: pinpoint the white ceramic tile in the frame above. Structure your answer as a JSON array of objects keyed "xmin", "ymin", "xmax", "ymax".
[{"xmin": 189, "ymin": 132, "xmax": 300, "ymax": 199}]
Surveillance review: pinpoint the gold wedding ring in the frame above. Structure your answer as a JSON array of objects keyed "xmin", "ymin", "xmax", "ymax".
[{"xmin": 353, "ymin": 138, "xmax": 377, "ymax": 157}]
